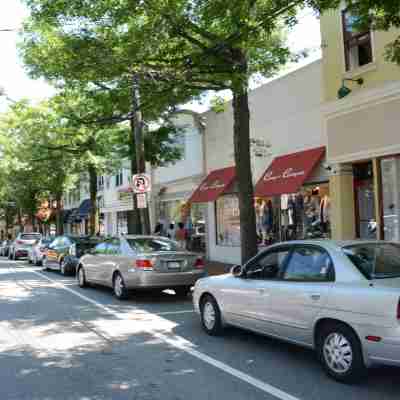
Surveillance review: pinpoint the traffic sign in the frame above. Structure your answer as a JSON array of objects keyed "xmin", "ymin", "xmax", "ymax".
[
  {"xmin": 136, "ymin": 193, "xmax": 147, "ymax": 209},
  {"xmin": 132, "ymin": 173, "xmax": 151, "ymax": 193}
]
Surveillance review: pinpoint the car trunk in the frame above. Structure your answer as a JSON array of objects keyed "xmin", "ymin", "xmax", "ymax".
[{"xmin": 143, "ymin": 252, "xmax": 199, "ymax": 273}]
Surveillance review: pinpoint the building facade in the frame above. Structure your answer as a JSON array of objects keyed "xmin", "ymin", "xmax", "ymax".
[
  {"xmin": 190, "ymin": 60, "xmax": 329, "ymax": 264},
  {"xmin": 150, "ymin": 111, "xmax": 206, "ymax": 247},
  {"xmin": 321, "ymin": 6, "xmax": 400, "ymax": 241}
]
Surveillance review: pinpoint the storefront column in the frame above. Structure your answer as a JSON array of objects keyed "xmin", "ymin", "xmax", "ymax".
[
  {"xmin": 372, "ymin": 158, "xmax": 383, "ymax": 240},
  {"xmin": 329, "ymin": 163, "xmax": 356, "ymax": 240}
]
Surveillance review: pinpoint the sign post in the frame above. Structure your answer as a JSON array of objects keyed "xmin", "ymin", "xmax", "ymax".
[
  {"xmin": 132, "ymin": 174, "xmax": 151, "ymax": 210},
  {"xmin": 136, "ymin": 193, "xmax": 147, "ymax": 209}
]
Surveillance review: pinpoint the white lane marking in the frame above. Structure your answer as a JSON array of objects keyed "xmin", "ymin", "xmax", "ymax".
[{"xmin": 28, "ymin": 269, "xmax": 301, "ymax": 400}]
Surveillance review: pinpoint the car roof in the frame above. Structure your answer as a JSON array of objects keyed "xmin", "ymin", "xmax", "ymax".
[
  {"xmin": 266, "ymin": 239, "xmax": 390, "ymax": 251},
  {"xmin": 122, "ymin": 235, "xmax": 171, "ymax": 240}
]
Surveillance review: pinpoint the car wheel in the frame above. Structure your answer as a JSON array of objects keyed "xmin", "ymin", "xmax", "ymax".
[
  {"xmin": 28, "ymin": 256, "xmax": 32, "ymax": 264},
  {"xmin": 175, "ymin": 286, "xmax": 191, "ymax": 297},
  {"xmin": 14, "ymin": 253, "xmax": 18, "ymax": 261},
  {"xmin": 113, "ymin": 273, "xmax": 129, "ymax": 300},
  {"xmin": 200, "ymin": 295, "xmax": 223, "ymax": 336},
  {"xmin": 317, "ymin": 323, "xmax": 366, "ymax": 383},
  {"xmin": 60, "ymin": 259, "xmax": 67, "ymax": 276},
  {"xmin": 77, "ymin": 267, "xmax": 87, "ymax": 288}
]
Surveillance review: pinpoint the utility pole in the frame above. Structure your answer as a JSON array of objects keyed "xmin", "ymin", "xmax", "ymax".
[{"xmin": 131, "ymin": 73, "xmax": 150, "ymax": 235}]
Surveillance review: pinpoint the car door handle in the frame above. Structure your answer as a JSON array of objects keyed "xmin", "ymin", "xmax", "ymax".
[
  {"xmin": 310, "ymin": 293, "xmax": 321, "ymax": 301},
  {"xmin": 258, "ymin": 288, "xmax": 268, "ymax": 295}
]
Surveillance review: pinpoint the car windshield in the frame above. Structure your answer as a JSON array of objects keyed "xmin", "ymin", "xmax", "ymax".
[
  {"xmin": 343, "ymin": 243, "xmax": 400, "ymax": 279},
  {"xmin": 126, "ymin": 237, "xmax": 182, "ymax": 253},
  {"xmin": 20, "ymin": 234, "xmax": 41, "ymax": 241}
]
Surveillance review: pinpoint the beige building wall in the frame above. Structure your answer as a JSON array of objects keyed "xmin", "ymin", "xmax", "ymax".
[
  {"xmin": 321, "ymin": 6, "xmax": 400, "ymax": 241},
  {"xmin": 320, "ymin": 9, "xmax": 400, "ymax": 103}
]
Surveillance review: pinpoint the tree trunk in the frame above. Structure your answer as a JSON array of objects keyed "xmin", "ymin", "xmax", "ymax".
[
  {"xmin": 231, "ymin": 65, "xmax": 258, "ymax": 264},
  {"xmin": 88, "ymin": 164, "xmax": 98, "ymax": 236},
  {"xmin": 56, "ymin": 193, "xmax": 63, "ymax": 235},
  {"xmin": 131, "ymin": 73, "xmax": 151, "ymax": 234}
]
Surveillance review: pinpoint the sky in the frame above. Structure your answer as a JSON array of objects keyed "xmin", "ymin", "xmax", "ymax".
[{"xmin": 0, "ymin": 1, "xmax": 321, "ymax": 113}]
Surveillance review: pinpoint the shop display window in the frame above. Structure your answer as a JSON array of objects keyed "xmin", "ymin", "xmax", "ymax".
[
  {"xmin": 381, "ymin": 157, "xmax": 400, "ymax": 241},
  {"xmin": 216, "ymin": 194, "xmax": 241, "ymax": 246},
  {"xmin": 256, "ymin": 183, "xmax": 331, "ymax": 243}
]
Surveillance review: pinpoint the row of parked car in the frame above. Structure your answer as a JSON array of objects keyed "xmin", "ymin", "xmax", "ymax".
[
  {"xmin": 0, "ymin": 232, "xmax": 206, "ymax": 300},
  {"xmin": 1, "ymin": 233, "xmax": 400, "ymax": 383}
]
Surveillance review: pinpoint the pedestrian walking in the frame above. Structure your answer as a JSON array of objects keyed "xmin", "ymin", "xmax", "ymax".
[{"xmin": 175, "ymin": 222, "xmax": 187, "ymax": 249}]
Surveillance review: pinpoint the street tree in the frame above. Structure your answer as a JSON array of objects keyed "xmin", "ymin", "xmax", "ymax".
[{"xmin": 20, "ymin": 10, "xmax": 201, "ymax": 235}]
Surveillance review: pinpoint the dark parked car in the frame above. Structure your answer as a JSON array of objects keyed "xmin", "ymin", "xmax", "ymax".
[{"xmin": 43, "ymin": 235, "xmax": 102, "ymax": 275}]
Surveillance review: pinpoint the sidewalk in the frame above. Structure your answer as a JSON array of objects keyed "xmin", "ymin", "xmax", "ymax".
[{"xmin": 204, "ymin": 260, "xmax": 233, "ymax": 276}]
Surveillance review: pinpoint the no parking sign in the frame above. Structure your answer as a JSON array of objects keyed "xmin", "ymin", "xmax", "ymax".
[{"xmin": 132, "ymin": 174, "xmax": 151, "ymax": 194}]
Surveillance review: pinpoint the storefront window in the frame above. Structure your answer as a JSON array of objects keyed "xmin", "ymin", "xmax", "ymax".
[
  {"xmin": 354, "ymin": 162, "xmax": 376, "ymax": 239},
  {"xmin": 216, "ymin": 194, "xmax": 241, "ymax": 246},
  {"xmin": 381, "ymin": 157, "xmax": 400, "ymax": 241},
  {"xmin": 256, "ymin": 183, "xmax": 331, "ymax": 244}
]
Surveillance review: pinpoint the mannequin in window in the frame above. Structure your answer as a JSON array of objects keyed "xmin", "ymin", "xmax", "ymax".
[{"xmin": 320, "ymin": 194, "xmax": 330, "ymax": 233}]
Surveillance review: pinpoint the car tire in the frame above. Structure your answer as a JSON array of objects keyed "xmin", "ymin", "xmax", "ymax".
[
  {"xmin": 60, "ymin": 259, "xmax": 67, "ymax": 276},
  {"xmin": 14, "ymin": 253, "xmax": 18, "ymax": 261},
  {"xmin": 200, "ymin": 295, "xmax": 223, "ymax": 336},
  {"xmin": 113, "ymin": 273, "xmax": 129, "ymax": 300},
  {"xmin": 175, "ymin": 286, "xmax": 191, "ymax": 297},
  {"xmin": 317, "ymin": 322, "xmax": 367, "ymax": 383},
  {"xmin": 77, "ymin": 267, "xmax": 87, "ymax": 288}
]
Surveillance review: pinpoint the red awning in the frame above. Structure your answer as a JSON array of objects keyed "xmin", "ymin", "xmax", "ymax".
[
  {"xmin": 189, "ymin": 166, "xmax": 236, "ymax": 203},
  {"xmin": 254, "ymin": 146, "xmax": 326, "ymax": 197}
]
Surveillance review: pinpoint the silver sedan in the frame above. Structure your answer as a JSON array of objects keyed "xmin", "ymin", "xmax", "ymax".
[
  {"xmin": 77, "ymin": 235, "xmax": 206, "ymax": 300},
  {"xmin": 193, "ymin": 240, "xmax": 400, "ymax": 383}
]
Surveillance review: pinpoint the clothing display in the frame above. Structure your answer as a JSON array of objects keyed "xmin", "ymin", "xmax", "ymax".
[{"xmin": 259, "ymin": 183, "xmax": 331, "ymax": 244}]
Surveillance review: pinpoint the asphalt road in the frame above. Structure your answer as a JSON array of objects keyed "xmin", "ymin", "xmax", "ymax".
[{"xmin": 0, "ymin": 258, "xmax": 399, "ymax": 400}]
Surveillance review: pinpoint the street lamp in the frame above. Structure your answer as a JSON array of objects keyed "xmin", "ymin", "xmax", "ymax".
[{"xmin": 337, "ymin": 78, "xmax": 364, "ymax": 99}]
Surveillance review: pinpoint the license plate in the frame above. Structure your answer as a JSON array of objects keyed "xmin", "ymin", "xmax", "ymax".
[{"xmin": 168, "ymin": 262, "xmax": 181, "ymax": 270}]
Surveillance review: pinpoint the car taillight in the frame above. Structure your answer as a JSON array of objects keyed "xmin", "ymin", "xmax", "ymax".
[
  {"xmin": 194, "ymin": 257, "xmax": 205, "ymax": 269},
  {"xmin": 135, "ymin": 259, "xmax": 154, "ymax": 270},
  {"xmin": 397, "ymin": 299, "xmax": 400, "ymax": 320}
]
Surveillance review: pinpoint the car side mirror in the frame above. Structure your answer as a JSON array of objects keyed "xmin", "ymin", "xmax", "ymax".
[{"xmin": 230, "ymin": 264, "xmax": 244, "ymax": 277}]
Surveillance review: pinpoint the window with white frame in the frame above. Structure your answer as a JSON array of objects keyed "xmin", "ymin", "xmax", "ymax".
[
  {"xmin": 115, "ymin": 170, "xmax": 123, "ymax": 187},
  {"xmin": 342, "ymin": 10, "xmax": 373, "ymax": 71}
]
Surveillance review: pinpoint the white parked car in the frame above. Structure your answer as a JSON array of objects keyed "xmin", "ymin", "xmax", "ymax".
[
  {"xmin": 9, "ymin": 233, "xmax": 42, "ymax": 260},
  {"xmin": 193, "ymin": 240, "xmax": 400, "ymax": 383},
  {"xmin": 28, "ymin": 237, "xmax": 54, "ymax": 266}
]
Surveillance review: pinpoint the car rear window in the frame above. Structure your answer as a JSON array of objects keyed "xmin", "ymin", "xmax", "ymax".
[
  {"xmin": 20, "ymin": 234, "xmax": 41, "ymax": 241},
  {"xmin": 126, "ymin": 238, "xmax": 182, "ymax": 253},
  {"xmin": 343, "ymin": 243, "xmax": 400, "ymax": 279}
]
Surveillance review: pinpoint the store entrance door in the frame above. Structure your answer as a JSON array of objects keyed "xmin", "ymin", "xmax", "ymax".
[{"xmin": 353, "ymin": 162, "xmax": 377, "ymax": 239}]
